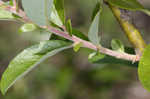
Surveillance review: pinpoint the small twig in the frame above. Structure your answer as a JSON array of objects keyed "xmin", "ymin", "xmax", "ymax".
[
  {"xmin": 13, "ymin": 0, "xmax": 17, "ymax": 8},
  {"xmin": 0, "ymin": 1, "xmax": 3, "ymax": 5},
  {"xmin": 13, "ymin": 0, "xmax": 19, "ymax": 12},
  {"xmin": 0, "ymin": 1, "xmax": 140, "ymax": 62},
  {"xmin": 0, "ymin": 1, "xmax": 29, "ymax": 22},
  {"xmin": 46, "ymin": 26, "xmax": 140, "ymax": 62}
]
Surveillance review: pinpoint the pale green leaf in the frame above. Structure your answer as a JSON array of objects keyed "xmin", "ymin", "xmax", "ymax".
[
  {"xmin": 73, "ymin": 42, "xmax": 82, "ymax": 52},
  {"xmin": 88, "ymin": 52, "xmax": 105, "ymax": 63},
  {"xmin": 0, "ymin": 40, "xmax": 72, "ymax": 94},
  {"xmin": 19, "ymin": 23, "xmax": 37, "ymax": 33},
  {"xmin": 88, "ymin": 2, "xmax": 101, "ymax": 45},
  {"xmin": 0, "ymin": 8, "xmax": 14, "ymax": 19},
  {"xmin": 50, "ymin": 5, "xmax": 63, "ymax": 27},
  {"xmin": 141, "ymin": 9, "xmax": 150, "ymax": 16},
  {"xmin": 111, "ymin": 39, "xmax": 124, "ymax": 52},
  {"xmin": 22, "ymin": 0, "xmax": 53, "ymax": 26}
]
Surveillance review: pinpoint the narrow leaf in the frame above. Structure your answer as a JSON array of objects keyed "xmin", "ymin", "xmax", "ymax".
[
  {"xmin": 91, "ymin": 2, "xmax": 102, "ymax": 21},
  {"xmin": 54, "ymin": 0, "xmax": 65, "ymax": 24},
  {"xmin": 141, "ymin": 9, "xmax": 150, "ymax": 16},
  {"xmin": 107, "ymin": 0, "xmax": 144, "ymax": 11},
  {"xmin": 88, "ymin": 2, "xmax": 101, "ymax": 45},
  {"xmin": 107, "ymin": 0, "xmax": 150, "ymax": 16},
  {"xmin": 0, "ymin": 40, "xmax": 72, "ymax": 94},
  {"xmin": 88, "ymin": 52, "xmax": 105, "ymax": 63},
  {"xmin": 111, "ymin": 39, "xmax": 125, "ymax": 52},
  {"xmin": 73, "ymin": 42, "xmax": 82, "ymax": 52},
  {"xmin": 90, "ymin": 47, "xmax": 138, "ymax": 67},
  {"xmin": 92, "ymin": 55, "xmax": 138, "ymax": 67},
  {"xmin": 50, "ymin": 5, "xmax": 63, "ymax": 27},
  {"xmin": 50, "ymin": 34, "xmax": 69, "ymax": 41},
  {"xmin": 22, "ymin": 0, "xmax": 53, "ymax": 26},
  {"xmin": 138, "ymin": 45, "xmax": 150, "ymax": 91},
  {"xmin": 65, "ymin": 19, "xmax": 72, "ymax": 36},
  {"xmin": 19, "ymin": 23, "xmax": 37, "ymax": 33},
  {"xmin": 72, "ymin": 28, "xmax": 89, "ymax": 41}
]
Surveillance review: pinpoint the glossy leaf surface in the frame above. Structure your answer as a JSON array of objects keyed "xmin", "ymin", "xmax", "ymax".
[{"xmin": 0, "ymin": 40, "xmax": 71, "ymax": 94}]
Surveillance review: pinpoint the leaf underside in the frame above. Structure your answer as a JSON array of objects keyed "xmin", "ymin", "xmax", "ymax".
[
  {"xmin": 22, "ymin": 0, "xmax": 53, "ymax": 26},
  {"xmin": 88, "ymin": 11, "xmax": 100, "ymax": 45}
]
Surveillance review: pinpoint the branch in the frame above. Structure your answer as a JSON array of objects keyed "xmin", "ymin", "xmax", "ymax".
[
  {"xmin": 0, "ymin": 1, "xmax": 140, "ymax": 62},
  {"xmin": 107, "ymin": 3, "xmax": 146, "ymax": 55},
  {"xmin": 0, "ymin": 1, "xmax": 29, "ymax": 22},
  {"xmin": 46, "ymin": 26, "xmax": 140, "ymax": 62},
  {"xmin": 13, "ymin": 0, "xmax": 17, "ymax": 8},
  {"xmin": 13, "ymin": 0, "xmax": 19, "ymax": 12}
]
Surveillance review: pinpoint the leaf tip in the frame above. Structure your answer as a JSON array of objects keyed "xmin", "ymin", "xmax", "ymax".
[{"xmin": 0, "ymin": 84, "xmax": 7, "ymax": 95}]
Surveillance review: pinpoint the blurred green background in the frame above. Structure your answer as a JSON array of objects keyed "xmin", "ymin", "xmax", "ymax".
[{"xmin": 0, "ymin": 0, "xmax": 150, "ymax": 99}]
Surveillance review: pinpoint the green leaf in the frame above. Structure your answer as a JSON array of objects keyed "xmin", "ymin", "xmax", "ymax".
[
  {"xmin": 9, "ymin": 0, "xmax": 13, "ymax": 6},
  {"xmin": 91, "ymin": 2, "xmax": 102, "ymax": 21},
  {"xmin": 73, "ymin": 42, "xmax": 82, "ymax": 52},
  {"xmin": 65, "ymin": 19, "xmax": 72, "ymax": 36},
  {"xmin": 88, "ymin": 52, "xmax": 105, "ymax": 63},
  {"xmin": 107, "ymin": 0, "xmax": 144, "ymax": 11},
  {"xmin": 4, "ymin": 0, "xmax": 13, "ymax": 6},
  {"xmin": 72, "ymin": 28, "xmax": 89, "ymax": 41},
  {"xmin": 19, "ymin": 23, "xmax": 37, "ymax": 33},
  {"xmin": 0, "ymin": 8, "xmax": 14, "ymax": 19},
  {"xmin": 50, "ymin": 5, "xmax": 63, "ymax": 27},
  {"xmin": 88, "ymin": 2, "xmax": 101, "ymax": 45},
  {"xmin": 141, "ymin": 9, "xmax": 150, "ymax": 16},
  {"xmin": 111, "ymin": 39, "xmax": 125, "ymax": 52},
  {"xmin": 90, "ymin": 47, "xmax": 138, "ymax": 67},
  {"xmin": 138, "ymin": 45, "xmax": 150, "ymax": 91},
  {"xmin": 49, "ymin": 0, "xmax": 65, "ymax": 27},
  {"xmin": 107, "ymin": 0, "xmax": 150, "ymax": 16},
  {"xmin": 92, "ymin": 55, "xmax": 138, "ymax": 67},
  {"xmin": 0, "ymin": 40, "xmax": 72, "ymax": 94},
  {"xmin": 50, "ymin": 34, "xmax": 69, "ymax": 41},
  {"xmin": 54, "ymin": 0, "xmax": 65, "ymax": 24},
  {"xmin": 12, "ymin": 13, "xmax": 22, "ymax": 19},
  {"xmin": 22, "ymin": 0, "xmax": 53, "ymax": 26}
]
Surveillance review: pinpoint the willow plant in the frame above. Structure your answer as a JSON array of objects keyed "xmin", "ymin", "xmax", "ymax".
[{"xmin": 0, "ymin": 0, "xmax": 150, "ymax": 94}]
